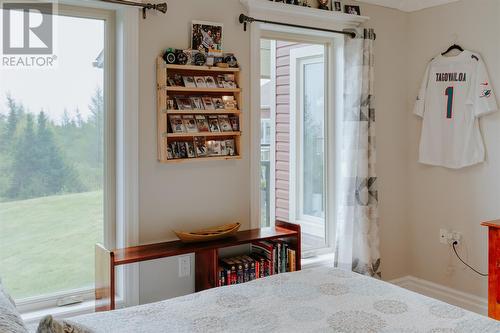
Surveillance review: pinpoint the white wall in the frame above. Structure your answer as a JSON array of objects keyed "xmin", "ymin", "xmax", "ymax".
[
  {"xmin": 406, "ymin": 0, "xmax": 500, "ymax": 298},
  {"xmin": 136, "ymin": 0, "xmax": 409, "ymax": 303}
]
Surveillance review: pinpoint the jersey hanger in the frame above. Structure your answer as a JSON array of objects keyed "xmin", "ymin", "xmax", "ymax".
[{"xmin": 442, "ymin": 44, "xmax": 464, "ymax": 56}]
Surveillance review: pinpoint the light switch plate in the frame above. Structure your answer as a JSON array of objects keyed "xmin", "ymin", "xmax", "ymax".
[{"xmin": 178, "ymin": 255, "xmax": 191, "ymax": 277}]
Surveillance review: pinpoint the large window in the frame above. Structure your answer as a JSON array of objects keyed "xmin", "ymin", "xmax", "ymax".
[{"xmin": 0, "ymin": 5, "xmax": 114, "ymax": 307}]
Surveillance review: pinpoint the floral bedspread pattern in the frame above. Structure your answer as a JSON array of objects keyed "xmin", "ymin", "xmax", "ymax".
[{"xmin": 66, "ymin": 267, "xmax": 498, "ymax": 333}]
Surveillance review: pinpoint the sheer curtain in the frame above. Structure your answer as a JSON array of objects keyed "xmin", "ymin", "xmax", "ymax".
[{"xmin": 334, "ymin": 28, "xmax": 380, "ymax": 277}]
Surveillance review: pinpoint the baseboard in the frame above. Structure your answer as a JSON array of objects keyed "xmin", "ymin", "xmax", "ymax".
[{"xmin": 390, "ymin": 276, "xmax": 488, "ymax": 316}]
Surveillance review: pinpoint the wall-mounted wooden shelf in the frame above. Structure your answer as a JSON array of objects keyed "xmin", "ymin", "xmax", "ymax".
[
  {"xmin": 157, "ymin": 56, "xmax": 242, "ymax": 163},
  {"xmin": 95, "ymin": 221, "xmax": 301, "ymax": 311}
]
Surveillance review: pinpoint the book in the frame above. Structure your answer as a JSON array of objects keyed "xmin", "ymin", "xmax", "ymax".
[
  {"xmin": 202, "ymin": 96, "xmax": 215, "ymax": 110},
  {"xmin": 178, "ymin": 142, "xmax": 188, "ymax": 159},
  {"xmin": 166, "ymin": 145, "xmax": 173, "ymax": 160},
  {"xmin": 182, "ymin": 76, "xmax": 196, "ymax": 88},
  {"xmin": 208, "ymin": 115, "xmax": 220, "ymax": 132},
  {"xmin": 175, "ymin": 97, "xmax": 193, "ymax": 110},
  {"xmin": 218, "ymin": 115, "xmax": 232, "ymax": 132},
  {"xmin": 194, "ymin": 137, "xmax": 207, "ymax": 157},
  {"xmin": 194, "ymin": 76, "xmax": 207, "ymax": 88},
  {"xmin": 169, "ymin": 115, "xmax": 186, "ymax": 133},
  {"xmin": 229, "ymin": 116, "xmax": 239, "ymax": 131},
  {"xmin": 225, "ymin": 139, "xmax": 236, "ymax": 156},
  {"xmin": 222, "ymin": 96, "xmax": 237, "ymax": 109},
  {"xmin": 251, "ymin": 241, "xmax": 275, "ymax": 275},
  {"xmin": 183, "ymin": 115, "xmax": 198, "ymax": 133},
  {"xmin": 169, "ymin": 142, "xmax": 180, "ymax": 159},
  {"xmin": 212, "ymin": 97, "xmax": 225, "ymax": 110},
  {"xmin": 205, "ymin": 76, "xmax": 217, "ymax": 88},
  {"xmin": 190, "ymin": 97, "xmax": 204, "ymax": 110},
  {"xmin": 207, "ymin": 140, "xmax": 222, "ymax": 156},
  {"xmin": 195, "ymin": 115, "xmax": 209, "ymax": 132},
  {"xmin": 185, "ymin": 141, "xmax": 196, "ymax": 158}
]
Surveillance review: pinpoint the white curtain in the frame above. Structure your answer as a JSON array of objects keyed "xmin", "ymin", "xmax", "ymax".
[{"xmin": 334, "ymin": 28, "xmax": 380, "ymax": 278}]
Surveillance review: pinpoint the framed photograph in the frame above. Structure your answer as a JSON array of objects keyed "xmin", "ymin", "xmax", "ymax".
[
  {"xmin": 167, "ymin": 98, "xmax": 175, "ymax": 110},
  {"xmin": 191, "ymin": 21, "xmax": 223, "ymax": 52},
  {"xmin": 205, "ymin": 76, "xmax": 218, "ymax": 88},
  {"xmin": 183, "ymin": 115, "xmax": 198, "ymax": 133},
  {"xmin": 207, "ymin": 140, "xmax": 222, "ymax": 156},
  {"xmin": 208, "ymin": 115, "xmax": 220, "ymax": 132},
  {"xmin": 170, "ymin": 142, "xmax": 180, "ymax": 159},
  {"xmin": 222, "ymin": 95, "xmax": 237, "ymax": 109},
  {"xmin": 183, "ymin": 76, "xmax": 196, "ymax": 88},
  {"xmin": 185, "ymin": 141, "xmax": 196, "ymax": 158},
  {"xmin": 229, "ymin": 115, "xmax": 239, "ymax": 131},
  {"xmin": 169, "ymin": 115, "xmax": 186, "ymax": 133},
  {"xmin": 175, "ymin": 97, "xmax": 193, "ymax": 110},
  {"xmin": 212, "ymin": 98, "xmax": 225, "ymax": 110},
  {"xmin": 218, "ymin": 115, "xmax": 232, "ymax": 132},
  {"xmin": 195, "ymin": 115, "xmax": 209, "ymax": 132},
  {"xmin": 178, "ymin": 142, "xmax": 188, "ymax": 159},
  {"xmin": 194, "ymin": 137, "xmax": 208, "ymax": 157},
  {"xmin": 344, "ymin": 5, "xmax": 361, "ymax": 15},
  {"xmin": 333, "ymin": 1, "xmax": 342, "ymax": 11},
  {"xmin": 173, "ymin": 74, "xmax": 184, "ymax": 87},
  {"xmin": 190, "ymin": 97, "xmax": 204, "ymax": 110},
  {"xmin": 202, "ymin": 96, "xmax": 215, "ymax": 110},
  {"xmin": 216, "ymin": 75, "xmax": 225, "ymax": 88},
  {"xmin": 223, "ymin": 74, "xmax": 236, "ymax": 88},
  {"xmin": 194, "ymin": 76, "xmax": 207, "ymax": 88}
]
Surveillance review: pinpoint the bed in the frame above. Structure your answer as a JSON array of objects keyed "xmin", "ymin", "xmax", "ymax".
[{"xmin": 43, "ymin": 267, "xmax": 500, "ymax": 332}]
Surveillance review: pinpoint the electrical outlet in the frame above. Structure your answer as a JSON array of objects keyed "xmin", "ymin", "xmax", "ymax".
[
  {"xmin": 439, "ymin": 228, "xmax": 462, "ymax": 245},
  {"xmin": 440, "ymin": 228, "xmax": 450, "ymax": 244},
  {"xmin": 451, "ymin": 231, "xmax": 462, "ymax": 245},
  {"xmin": 178, "ymin": 255, "xmax": 191, "ymax": 278}
]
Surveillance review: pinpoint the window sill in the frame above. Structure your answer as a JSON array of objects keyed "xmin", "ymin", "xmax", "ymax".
[{"xmin": 301, "ymin": 252, "xmax": 334, "ymax": 269}]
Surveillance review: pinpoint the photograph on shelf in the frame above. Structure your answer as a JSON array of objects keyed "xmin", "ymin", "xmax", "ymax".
[
  {"xmin": 222, "ymin": 95, "xmax": 237, "ymax": 109},
  {"xmin": 186, "ymin": 141, "xmax": 196, "ymax": 158},
  {"xmin": 176, "ymin": 97, "xmax": 193, "ymax": 110},
  {"xmin": 225, "ymin": 139, "xmax": 236, "ymax": 156},
  {"xmin": 167, "ymin": 98, "xmax": 175, "ymax": 110},
  {"xmin": 194, "ymin": 76, "xmax": 207, "ymax": 88},
  {"xmin": 216, "ymin": 75, "xmax": 225, "ymax": 88},
  {"xmin": 178, "ymin": 142, "xmax": 188, "ymax": 159},
  {"xmin": 333, "ymin": 1, "xmax": 342, "ymax": 11},
  {"xmin": 183, "ymin": 115, "xmax": 198, "ymax": 133},
  {"xmin": 207, "ymin": 140, "xmax": 222, "ymax": 156},
  {"xmin": 205, "ymin": 76, "xmax": 218, "ymax": 88},
  {"xmin": 208, "ymin": 115, "xmax": 221, "ymax": 132},
  {"xmin": 202, "ymin": 96, "xmax": 215, "ymax": 110},
  {"xmin": 195, "ymin": 115, "xmax": 210, "ymax": 132},
  {"xmin": 194, "ymin": 136, "xmax": 208, "ymax": 157},
  {"xmin": 229, "ymin": 115, "xmax": 239, "ymax": 131},
  {"xmin": 190, "ymin": 97, "xmax": 204, "ymax": 110},
  {"xmin": 170, "ymin": 142, "xmax": 180, "ymax": 159},
  {"xmin": 183, "ymin": 76, "xmax": 196, "ymax": 88},
  {"xmin": 218, "ymin": 115, "xmax": 232, "ymax": 132},
  {"xmin": 169, "ymin": 115, "xmax": 186, "ymax": 133},
  {"xmin": 344, "ymin": 4, "xmax": 361, "ymax": 15},
  {"xmin": 212, "ymin": 97, "xmax": 225, "ymax": 110},
  {"xmin": 223, "ymin": 74, "xmax": 237, "ymax": 88},
  {"xmin": 191, "ymin": 21, "xmax": 223, "ymax": 52}
]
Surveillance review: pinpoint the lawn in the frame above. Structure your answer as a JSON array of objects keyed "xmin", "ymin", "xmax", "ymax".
[{"xmin": 0, "ymin": 191, "xmax": 103, "ymax": 300}]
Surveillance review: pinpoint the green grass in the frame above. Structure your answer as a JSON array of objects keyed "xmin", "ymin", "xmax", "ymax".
[{"xmin": 0, "ymin": 191, "xmax": 103, "ymax": 300}]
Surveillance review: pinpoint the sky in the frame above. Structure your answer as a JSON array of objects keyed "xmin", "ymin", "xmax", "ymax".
[{"xmin": 0, "ymin": 10, "xmax": 104, "ymax": 123}]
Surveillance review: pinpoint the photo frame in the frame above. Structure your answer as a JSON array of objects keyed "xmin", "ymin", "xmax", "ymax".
[
  {"xmin": 333, "ymin": 1, "xmax": 342, "ymax": 12},
  {"xmin": 191, "ymin": 21, "xmax": 224, "ymax": 52},
  {"xmin": 344, "ymin": 5, "xmax": 361, "ymax": 15}
]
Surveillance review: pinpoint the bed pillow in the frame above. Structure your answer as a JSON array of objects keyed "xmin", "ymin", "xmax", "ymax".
[
  {"xmin": 0, "ymin": 278, "xmax": 28, "ymax": 333},
  {"xmin": 36, "ymin": 315, "xmax": 93, "ymax": 333}
]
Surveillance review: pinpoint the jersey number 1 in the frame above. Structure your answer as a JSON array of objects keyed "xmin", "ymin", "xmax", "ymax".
[{"xmin": 445, "ymin": 87, "xmax": 454, "ymax": 119}]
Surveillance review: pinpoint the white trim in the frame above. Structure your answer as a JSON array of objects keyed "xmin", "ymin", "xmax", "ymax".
[
  {"xmin": 356, "ymin": 0, "xmax": 460, "ymax": 12},
  {"xmin": 268, "ymin": 40, "xmax": 277, "ymax": 226},
  {"xmin": 390, "ymin": 276, "xmax": 488, "ymax": 315}
]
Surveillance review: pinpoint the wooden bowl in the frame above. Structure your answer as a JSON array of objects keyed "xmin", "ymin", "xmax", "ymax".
[{"xmin": 174, "ymin": 223, "xmax": 241, "ymax": 243}]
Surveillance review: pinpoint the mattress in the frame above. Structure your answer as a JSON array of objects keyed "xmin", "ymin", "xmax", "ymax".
[{"xmin": 66, "ymin": 267, "xmax": 499, "ymax": 332}]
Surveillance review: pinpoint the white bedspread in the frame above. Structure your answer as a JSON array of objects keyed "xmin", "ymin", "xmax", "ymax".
[{"xmin": 68, "ymin": 267, "xmax": 499, "ymax": 332}]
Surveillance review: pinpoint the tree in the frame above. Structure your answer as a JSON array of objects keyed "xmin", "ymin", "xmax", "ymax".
[
  {"xmin": 2, "ymin": 95, "xmax": 20, "ymax": 151},
  {"xmin": 88, "ymin": 87, "xmax": 104, "ymax": 166}
]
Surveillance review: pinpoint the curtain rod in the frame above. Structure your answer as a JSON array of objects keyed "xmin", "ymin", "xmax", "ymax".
[
  {"xmin": 238, "ymin": 14, "xmax": 356, "ymax": 38},
  {"xmin": 98, "ymin": 0, "xmax": 167, "ymax": 19}
]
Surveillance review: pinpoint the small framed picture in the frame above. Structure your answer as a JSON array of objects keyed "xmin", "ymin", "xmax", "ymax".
[
  {"xmin": 195, "ymin": 115, "xmax": 209, "ymax": 132},
  {"xmin": 333, "ymin": 1, "xmax": 342, "ymax": 12},
  {"xmin": 194, "ymin": 76, "xmax": 207, "ymax": 88},
  {"xmin": 229, "ymin": 116, "xmax": 239, "ymax": 131},
  {"xmin": 222, "ymin": 95, "xmax": 237, "ymax": 109},
  {"xmin": 202, "ymin": 96, "xmax": 215, "ymax": 110},
  {"xmin": 205, "ymin": 76, "xmax": 218, "ymax": 88},
  {"xmin": 178, "ymin": 142, "xmax": 188, "ymax": 159},
  {"xmin": 167, "ymin": 98, "xmax": 175, "ymax": 110},
  {"xmin": 169, "ymin": 115, "xmax": 186, "ymax": 133},
  {"xmin": 176, "ymin": 97, "xmax": 193, "ymax": 110},
  {"xmin": 183, "ymin": 115, "xmax": 198, "ymax": 133},
  {"xmin": 225, "ymin": 139, "xmax": 235, "ymax": 156},
  {"xmin": 208, "ymin": 115, "xmax": 220, "ymax": 132},
  {"xmin": 218, "ymin": 115, "xmax": 232, "ymax": 132},
  {"xmin": 344, "ymin": 5, "xmax": 361, "ymax": 15},
  {"xmin": 190, "ymin": 97, "xmax": 204, "ymax": 110},
  {"xmin": 170, "ymin": 142, "xmax": 180, "ymax": 159},
  {"xmin": 212, "ymin": 97, "xmax": 225, "ymax": 110},
  {"xmin": 191, "ymin": 21, "xmax": 223, "ymax": 52},
  {"xmin": 185, "ymin": 141, "xmax": 196, "ymax": 158},
  {"xmin": 183, "ymin": 76, "xmax": 196, "ymax": 88},
  {"xmin": 194, "ymin": 137, "xmax": 208, "ymax": 157}
]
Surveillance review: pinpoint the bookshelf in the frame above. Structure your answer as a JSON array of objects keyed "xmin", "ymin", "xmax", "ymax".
[
  {"xmin": 157, "ymin": 57, "xmax": 242, "ymax": 163},
  {"xmin": 95, "ymin": 221, "xmax": 301, "ymax": 311}
]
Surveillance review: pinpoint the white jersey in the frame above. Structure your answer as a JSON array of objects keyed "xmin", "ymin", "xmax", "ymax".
[{"xmin": 414, "ymin": 50, "xmax": 497, "ymax": 169}]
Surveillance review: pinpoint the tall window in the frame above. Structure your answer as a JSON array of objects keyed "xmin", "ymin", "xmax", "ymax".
[{"xmin": 0, "ymin": 6, "xmax": 114, "ymax": 306}]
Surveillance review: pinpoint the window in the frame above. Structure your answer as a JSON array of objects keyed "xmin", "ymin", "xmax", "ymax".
[{"xmin": 0, "ymin": 5, "xmax": 115, "ymax": 309}]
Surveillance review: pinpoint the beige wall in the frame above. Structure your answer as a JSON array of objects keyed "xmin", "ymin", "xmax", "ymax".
[
  {"xmin": 136, "ymin": 0, "xmax": 409, "ymax": 303},
  {"xmin": 407, "ymin": 0, "xmax": 500, "ymax": 298}
]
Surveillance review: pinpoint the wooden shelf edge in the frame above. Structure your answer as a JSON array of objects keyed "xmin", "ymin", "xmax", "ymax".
[
  {"xmin": 165, "ymin": 64, "xmax": 240, "ymax": 72},
  {"xmin": 159, "ymin": 155, "xmax": 241, "ymax": 163},
  {"xmin": 481, "ymin": 220, "xmax": 500, "ymax": 228},
  {"xmin": 165, "ymin": 87, "xmax": 241, "ymax": 93},
  {"xmin": 165, "ymin": 131, "xmax": 241, "ymax": 138}
]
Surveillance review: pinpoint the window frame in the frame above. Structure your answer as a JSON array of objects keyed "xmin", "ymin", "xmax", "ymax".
[{"xmin": 9, "ymin": 4, "xmax": 117, "ymax": 315}]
